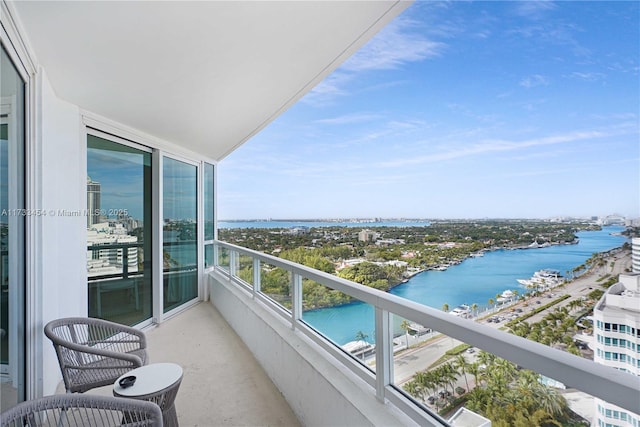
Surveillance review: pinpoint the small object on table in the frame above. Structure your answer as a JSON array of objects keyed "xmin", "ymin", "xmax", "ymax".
[
  {"xmin": 119, "ymin": 375, "xmax": 137, "ymax": 388},
  {"xmin": 114, "ymin": 362, "xmax": 183, "ymax": 427}
]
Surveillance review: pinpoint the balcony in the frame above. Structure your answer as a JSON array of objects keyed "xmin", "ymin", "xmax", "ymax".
[
  {"xmin": 205, "ymin": 240, "xmax": 639, "ymax": 426},
  {"xmin": 59, "ymin": 301, "xmax": 300, "ymax": 426},
  {"xmin": 73, "ymin": 239, "xmax": 640, "ymax": 425}
]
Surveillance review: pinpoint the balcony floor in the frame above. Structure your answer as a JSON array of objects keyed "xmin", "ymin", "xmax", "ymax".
[{"xmin": 70, "ymin": 302, "xmax": 301, "ymax": 426}]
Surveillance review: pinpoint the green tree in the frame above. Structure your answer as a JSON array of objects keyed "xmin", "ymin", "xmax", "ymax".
[
  {"xmin": 453, "ymin": 354, "xmax": 470, "ymax": 391},
  {"xmin": 400, "ymin": 319, "xmax": 412, "ymax": 349}
]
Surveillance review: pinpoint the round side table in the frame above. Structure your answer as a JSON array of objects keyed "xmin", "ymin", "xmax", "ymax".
[{"xmin": 114, "ymin": 362, "xmax": 183, "ymax": 427}]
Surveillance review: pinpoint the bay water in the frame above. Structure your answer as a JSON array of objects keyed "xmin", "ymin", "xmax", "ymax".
[{"xmin": 301, "ymin": 225, "xmax": 627, "ymax": 345}]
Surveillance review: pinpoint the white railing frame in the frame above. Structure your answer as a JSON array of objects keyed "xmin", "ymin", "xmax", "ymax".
[{"xmin": 213, "ymin": 240, "xmax": 640, "ymax": 417}]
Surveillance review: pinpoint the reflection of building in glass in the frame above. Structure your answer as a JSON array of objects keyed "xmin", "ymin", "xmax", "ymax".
[
  {"xmin": 87, "ymin": 222, "xmax": 138, "ymax": 277},
  {"xmin": 593, "ymin": 273, "xmax": 640, "ymax": 427},
  {"xmin": 87, "ymin": 176, "xmax": 101, "ymax": 227}
]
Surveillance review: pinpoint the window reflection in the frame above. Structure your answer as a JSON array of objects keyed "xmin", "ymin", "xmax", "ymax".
[
  {"xmin": 87, "ymin": 136, "xmax": 152, "ymax": 325},
  {"xmin": 1, "ymin": 44, "xmax": 26, "ymax": 410},
  {"xmin": 163, "ymin": 157, "xmax": 198, "ymax": 312}
]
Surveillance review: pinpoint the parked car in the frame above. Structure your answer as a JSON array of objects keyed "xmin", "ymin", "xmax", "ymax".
[
  {"xmin": 438, "ymin": 390, "xmax": 451, "ymax": 398},
  {"xmin": 427, "ymin": 396, "xmax": 436, "ymax": 405},
  {"xmin": 466, "ymin": 347, "xmax": 475, "ymax": 353}
]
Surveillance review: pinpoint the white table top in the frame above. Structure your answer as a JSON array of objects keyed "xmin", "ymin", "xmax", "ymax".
[{"xmin": 114, "ymin": 363, "xmax": 183, "ymax": 397}]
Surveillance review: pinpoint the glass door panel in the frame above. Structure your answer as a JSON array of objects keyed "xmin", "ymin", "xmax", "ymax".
[
  {"xmin": 163, "ymin": 157, "xmax": 197, "ymax": 312},
  {"xmin": 87, "ymin": 135, "xmax": 152, "ymax": 325},
  {"xmin": 0, "ymin": 44, "xmax": 25, "ymax": 410}
]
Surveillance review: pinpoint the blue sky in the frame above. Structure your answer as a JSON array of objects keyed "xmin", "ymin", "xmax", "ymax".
[{"xmin": 218, "ymin": 1, "xmax": 639, "ymax": 220}]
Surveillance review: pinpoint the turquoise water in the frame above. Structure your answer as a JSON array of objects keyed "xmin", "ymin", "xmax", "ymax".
[{"xmin": 302, "ymin": 226, "xmax": 627, "ymax": 345}]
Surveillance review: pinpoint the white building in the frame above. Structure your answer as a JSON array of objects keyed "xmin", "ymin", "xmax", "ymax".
[
  {"xmin": 87, "ymin": 223, "xmax": 139, "ymax": 277},
  {"xmin": 358, "ymin": 229, "xmax": 379, "ymax": 242},
  {"xmin": 593, "ymin": 273, "xmax": 640, "ymax": 427},
  {"xmin": 86, "ymin": 176, "xmax": 101, "ymax": 227},
  {"xmin": 448, "ymin": 407, "xmax": 492, "ymax": 427},
  {"xmin": 631, "ymin": 237, "xmax": 640, "ymax": 273}
]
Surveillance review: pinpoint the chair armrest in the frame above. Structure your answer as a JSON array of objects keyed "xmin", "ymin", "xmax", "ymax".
[
  {"xmin": 45, "ymin": 317, "xmax": 147, "ymax": 364},
  {"xmin": 52, "ymin": 339, "xmax": 145, "ymax": 366}
]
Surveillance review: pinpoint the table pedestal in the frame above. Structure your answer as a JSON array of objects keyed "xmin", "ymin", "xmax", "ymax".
[{"xmin": 114, "ymin": 363, "xmax": 183, "ymax": 427}]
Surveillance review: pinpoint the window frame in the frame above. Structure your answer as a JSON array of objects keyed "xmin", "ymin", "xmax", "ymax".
[
  {"xmin": 83, "ymin": 122, "xmax": 212, "ymax": 326},
  {"xmin": 158, "ymin": 152, "xmax": 202, "ymax": 320}
]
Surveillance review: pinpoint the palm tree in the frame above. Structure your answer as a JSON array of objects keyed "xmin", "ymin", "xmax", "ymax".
[
  {"xmin": 471, "ymin": 303, "xmax": 478, "ymax": 318},
  {"xmin": 488, "ymin": 298, "xmax": 495, "ymax": 311},
  {"xmin": 400, "ymin": 319, "xmax": 411, "ymax": 349},
  {"xmin": 467, "ymin": 361, "xmax": 481, "ymax": 389},
  {"xmin": 442, "ymin": 303, "xmax": 449, "ymax": 313},
  {"xmin": 453, "ymin": 354, "xmax": 470, "ymax": 392},
  {"xmin": 402, "ymin": 381, "xmax": 422, "ymax": 402},
  {"xmin": 355, "ymin": 330, "xmax": 369, "ymax": 360}
]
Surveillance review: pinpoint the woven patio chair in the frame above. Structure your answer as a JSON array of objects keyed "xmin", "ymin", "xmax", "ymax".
[
  {"xmin": 44, "ymin": 317, "xmax": 148, "ymax": 394},
  {"xmin": 0, "ymin": 394, "xmax": 163, "ymax": 426}
]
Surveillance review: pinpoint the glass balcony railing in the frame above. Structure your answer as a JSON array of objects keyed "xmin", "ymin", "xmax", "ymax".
[
  {"xmin": 87, "ymin": 242, "xmax": 151, "ymax": 325},
  {"xmin": 213, "ymin": 240, "xmax": 639, "ymax": 425}
]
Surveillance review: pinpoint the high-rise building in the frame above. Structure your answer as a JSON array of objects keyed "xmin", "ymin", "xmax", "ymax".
[
  {"xmin": 358, "ymin": 229, "xmax": 378, "ymax": 242},
  {"xmin": 632, "ymin": 237, "xmax": 640, "ymax": 273},
  {"xmin": 593, "ymin": 273, "xmax": 640, "ymax": 427},
  {"xmin": 87, "ymin": 176, "xmax": 101, "ymax": 228}
]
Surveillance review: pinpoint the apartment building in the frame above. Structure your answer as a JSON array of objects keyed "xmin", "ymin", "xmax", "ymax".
[{"xmin": 593, "ymin": 273, "xmax": 640, "ymax": 427}]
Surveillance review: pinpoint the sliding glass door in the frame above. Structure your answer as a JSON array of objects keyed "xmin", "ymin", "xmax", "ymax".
[
  {"xmin": 87, "ymin": 135, "xmax": 152, "ymax": 325},
  {"xmin": 163, "ymin": 157, "xmax": 198, "ymax": 313},
  {"xmin": 0, "ymin": 43, "xmax": 25, "ymax": 410}
]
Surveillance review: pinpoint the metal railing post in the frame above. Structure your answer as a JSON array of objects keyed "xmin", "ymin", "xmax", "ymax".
[
  {"xmin": 375, "ymin": 307, "xmax": 392, "ymax": 402},
  {"xmin": 291, "ymin": 272, "xmax": 302, "ymax": 330},
  {"xmin": 253, "ymin": 258, "xmax": 261, "ymax": 297},
  {"xmin": 229, "ymin": 250, "xmax": 237, "ymax": 277}
]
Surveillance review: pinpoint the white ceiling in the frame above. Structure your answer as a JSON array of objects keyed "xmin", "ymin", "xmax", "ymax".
[{"xmin": 11, "ymin": 1, "xmax": 410, "ymax": 161}]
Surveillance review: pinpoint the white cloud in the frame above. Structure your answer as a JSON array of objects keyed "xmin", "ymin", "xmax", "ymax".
[
  {"xmin": 342, "ymin": 16, "xmax": 444, "ymax": 73},
  {"xmin": 376, "ymin": 125, "xmax": 636, "ymax": 169},
  {"xmin": 303, "ymin": 15, "xmax": 443, "ymax": 106},
  {"xmin": 314, "ymin": 113, "xmax": 382, "ymax": 125},
  {"xmin": 520, "ymin": 74, "xmax": 550, "ymax": 88},
  {"xmin": 568, "ymin": 71, "xmax": 605, "ymax": 82},
  {"xmin": 513, "ymin": 1, "xmax": 557, "ymax": 19}
]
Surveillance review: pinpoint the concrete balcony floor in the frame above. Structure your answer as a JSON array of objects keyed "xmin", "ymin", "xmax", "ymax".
[{"xmin": 62, "ymin": 302, "xmax": 301, "ymax": 426}]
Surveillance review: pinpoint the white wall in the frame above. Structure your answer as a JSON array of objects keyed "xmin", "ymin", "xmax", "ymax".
[
  {"xmin": 37, "ymin": 69, "xmax": 86, "ymax": 396},
  {"xmin": 209, "ymin": 272, "xmax": 423, "ymax": 427}
]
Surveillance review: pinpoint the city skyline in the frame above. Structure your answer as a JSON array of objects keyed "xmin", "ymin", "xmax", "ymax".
[{"xmin": 218, "ymin": 1, "xmax": 639, "ymax": 220}]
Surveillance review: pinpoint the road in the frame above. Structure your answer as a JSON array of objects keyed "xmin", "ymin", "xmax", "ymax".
[{"xmin": 387, "ymin": 249, "xmax": 631, "ymax": 388}]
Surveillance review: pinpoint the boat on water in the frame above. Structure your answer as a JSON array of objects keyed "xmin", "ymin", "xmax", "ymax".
[
  {"xmin": 342, "ymin": 340, "xmax": 375, "ymax": 358},
  {"xmin": 496, "ymin": 289, "xmax": 515, "ymax": 303},
  {"xmin": 407, "ymin": 322, "xmax": 432, "ymax": 336},
  {"xmin": 449, "ymin": 304, "xmax": 471, "ymax": 317},
  {"xmin": 517, "ymin": 269, "xmax": 563, "ymax": 289}
]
